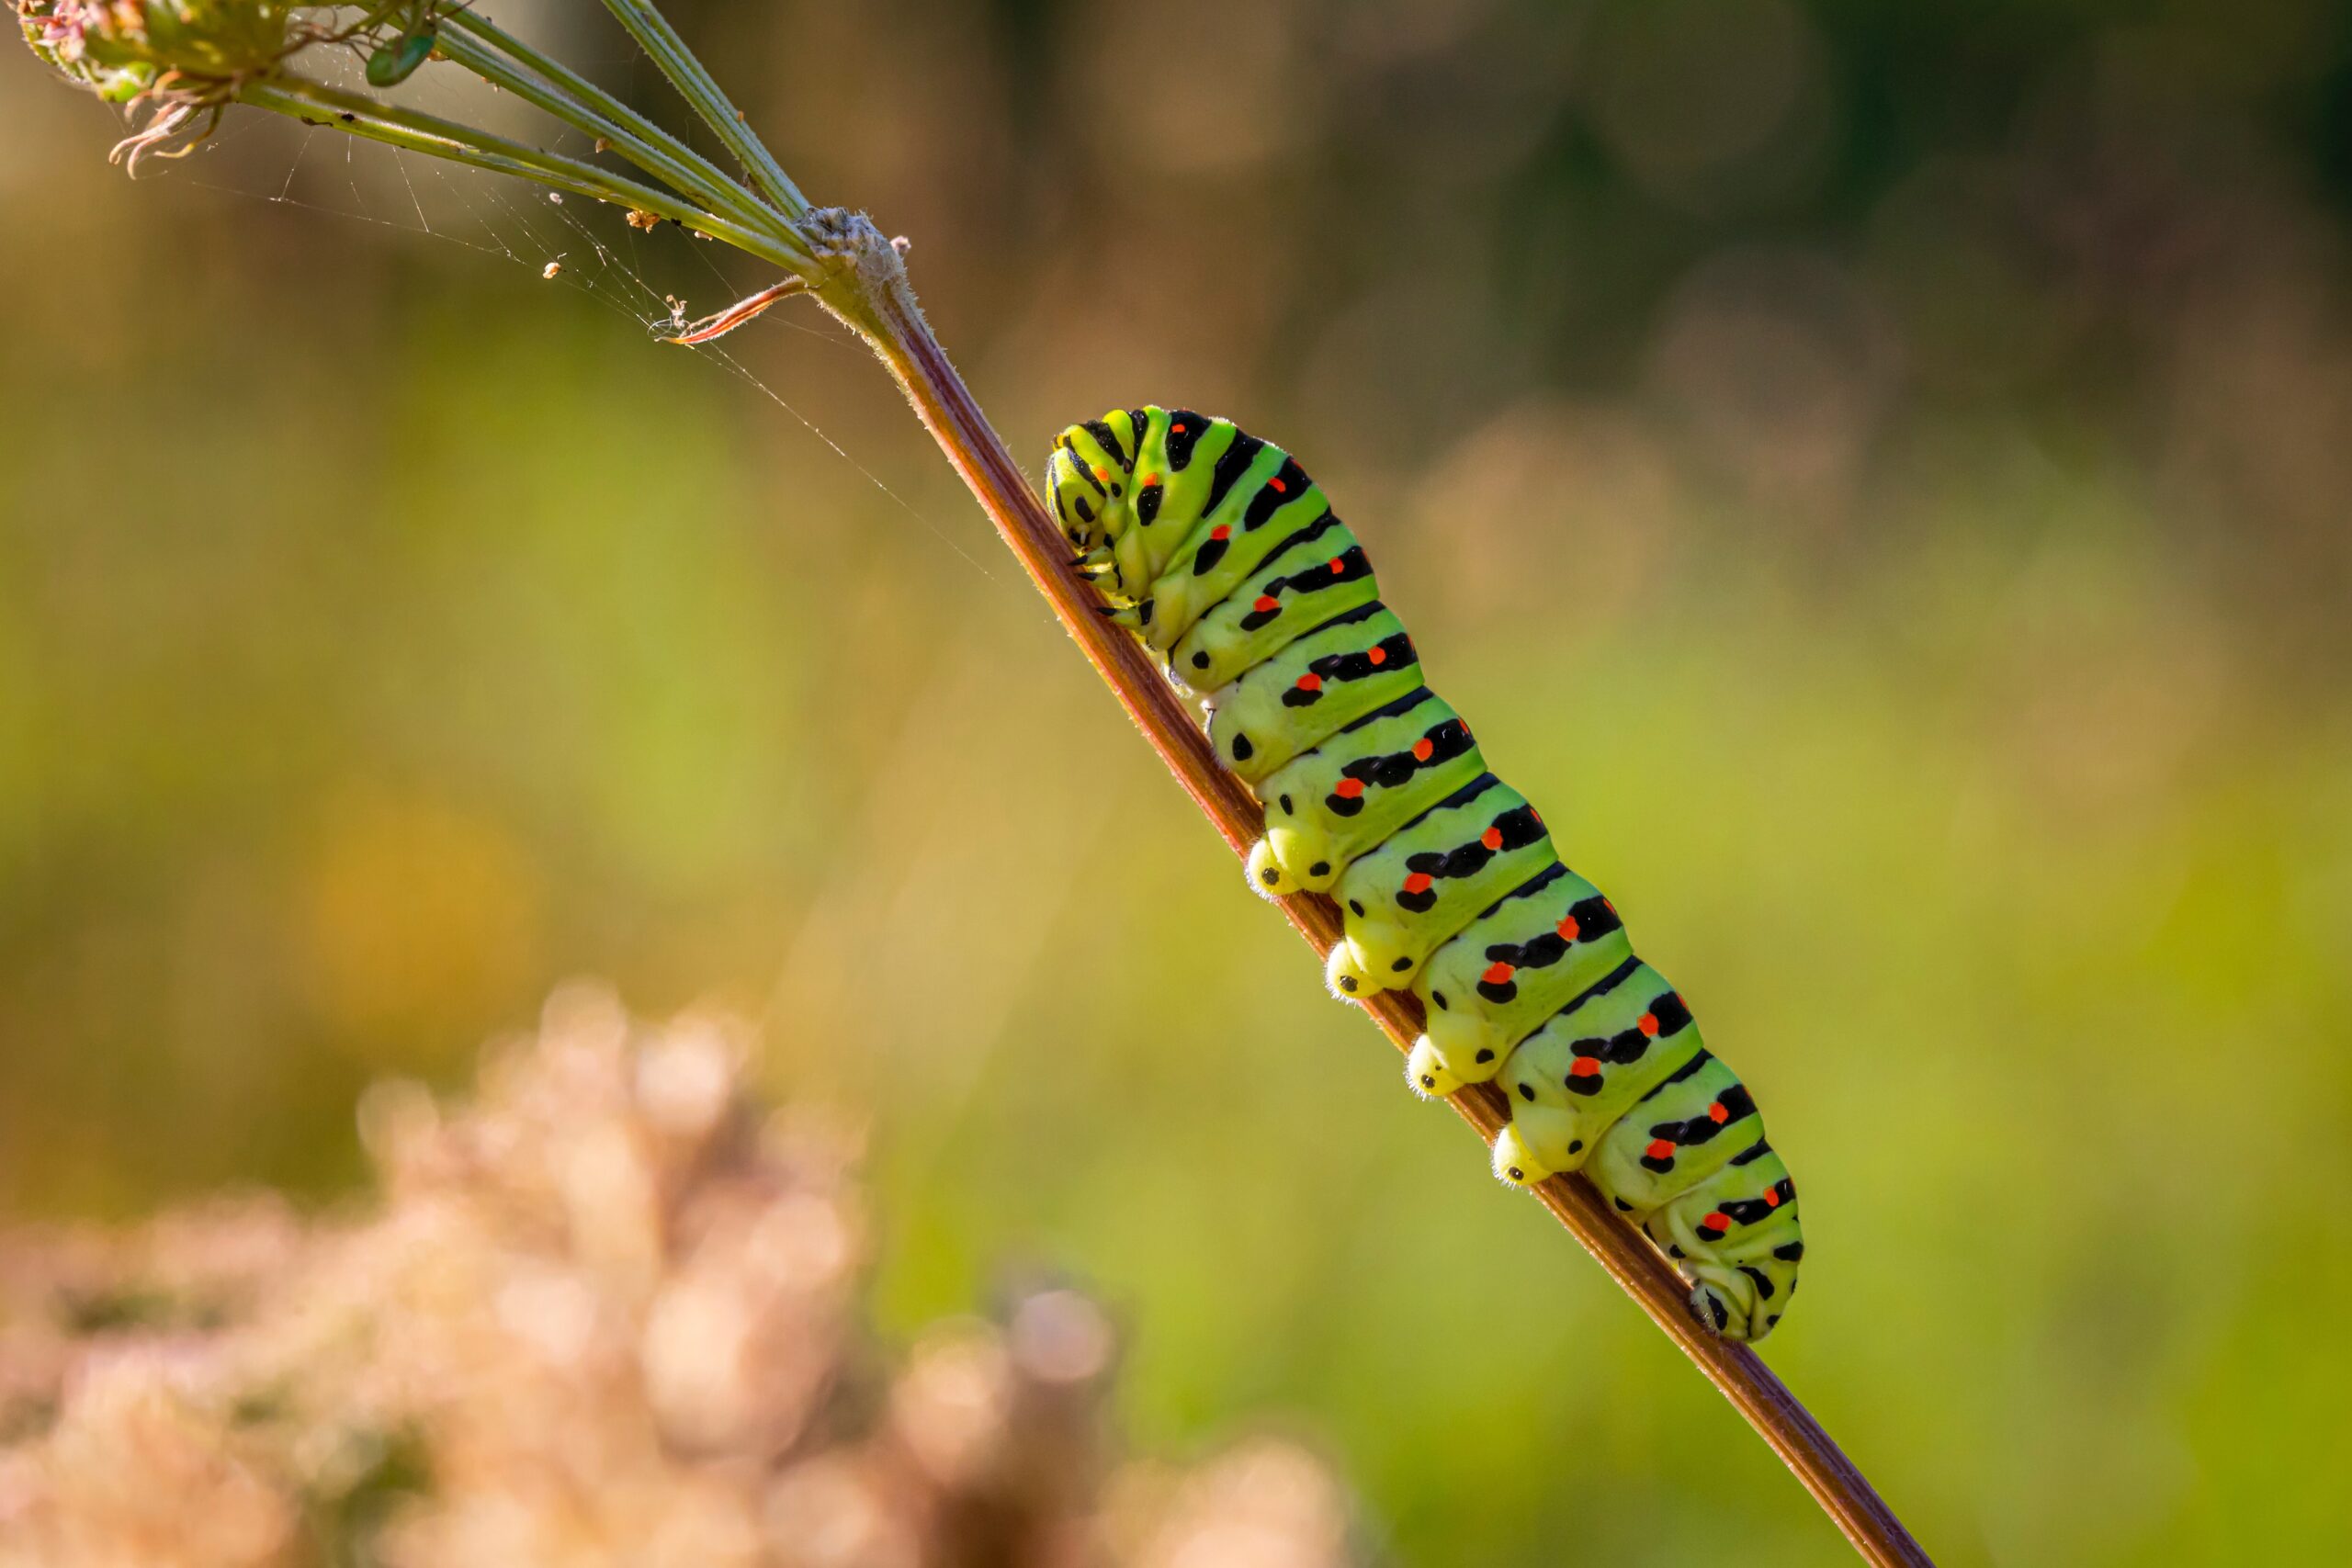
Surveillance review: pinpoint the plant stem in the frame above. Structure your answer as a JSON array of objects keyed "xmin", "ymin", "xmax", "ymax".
[
  {"xmin": 234, "ymin": 76, "xmax": 802, "ymax": 269},
  {"xmin": 435, "ymin": 12, "xmax": 785, "ymax": 243},
  {"xmin": 802, "ymin": 213, "xmax": 1933, "ymax": 1568},
  {"xmin": 595, "ymin": 0, "xmax": 808, "ymax": 220}
]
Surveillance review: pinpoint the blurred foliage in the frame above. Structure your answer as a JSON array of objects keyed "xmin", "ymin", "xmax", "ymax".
[{"xmin": 4, "ymin": 0, "xmax": 2351, "ymax": 1563}]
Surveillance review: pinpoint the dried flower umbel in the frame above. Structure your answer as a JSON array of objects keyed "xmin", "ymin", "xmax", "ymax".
[
  {"xmin": 17, "ymin": 0, "xmax": 296, "ymax": 101},
  {"xmin": 14, "ymin": 1, "xmax": 475, "ymax": 168},
  {"xmin": 0, "ymin": 989, "xmax": 1358, "ymax": 1568},
  {"xmin": 18, "ymin": 0, "xmax": 300, "ymax": 164}
]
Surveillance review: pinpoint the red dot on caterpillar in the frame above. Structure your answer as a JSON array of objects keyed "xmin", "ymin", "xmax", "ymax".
[
  {"xmin": 1569, "ymin": 1056, "xmax": 1600, "ymax": 1077},
  {"xmin": 1210, "ymin": 525, "xmax": 1230, "ymax": 541},
  {"xmin": 1765, "ymin": 1189, "xmax": 1782, "ymax": 1207},
  {"xmin": 1270, "ymin": 476, "xmax": 1288, "ymax": 493},
  {"xmin": 1411, "ymin": 739, "xmax": 1433, "ymax": 761},
  {"xmin": 1403, "ymin": 872, "xmax": 1433, "ymax": 894},
  {"xmin": 1556, "ymin": 916, "xmax": 1579, "ymax": 940},
  {"xmin": 1708, "ymin": 1101, "xmax": 1730, "ymax": 1123},
  {"xmin": 1093, "ymin": 467, "xmax": 1110, "ymax": 483},
  {"xmin": 1334, "ymin": 778, "xmax": 1365, "ymax": 799},
  {"xmin": 1327, "ymin": 557, "xmax": 1345, "ymax": 573},
  {"xmin": 1646, "ymin": 1139, "xmax": 1675, "ymax": 1160},
  {"xmin": 1367, "ymin": 646, "xmax": 1386, "ymax": 666},
  {"xmin": 1481, "ymin": 960, "xmax": 1514, "ymax": 985},
  {"xmin": 1171, "ymin": 423, "xmax": 1187, "ymax": 434},
  {"xmin": 1638, "ymin": 1013, "xmax": 1660, "ymax": 1037},
  {"xmin": 1252, "ymin": 595, "xmax": 1280, "ymax": 613},
  {"xmin": 1479, "ymin": 827, "xmax": 1503, "ymax": 851},
  {"xmin": 1295, "ymin": 672, "xmax": 1322, "ymax": 693},
  {"xmin": 1702, "ymin": 1213, "xmax": 1730, "ymax": 1233}
]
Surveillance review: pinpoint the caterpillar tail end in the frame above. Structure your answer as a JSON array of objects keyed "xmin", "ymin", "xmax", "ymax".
[
  {"xmin": 1687, "ymin": 1273, "xmax": 1768, "ymax": 1342},
  {"xmin": 1679, "ymin": 1247, "xmax": 1795, "ymax": 1342},
  {"xmin": 1404, "ymin": 1038, "xmax": 1461, "ymax": 1100},
  {"xmin": 1491, "ymin": 1125, "xmax": 1553, "ymax": 1189}
]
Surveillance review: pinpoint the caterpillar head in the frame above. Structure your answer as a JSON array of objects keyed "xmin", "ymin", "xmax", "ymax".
[{"xmin": 1046, "ymin": 422, "xmax": 1136, "ymax": 562}]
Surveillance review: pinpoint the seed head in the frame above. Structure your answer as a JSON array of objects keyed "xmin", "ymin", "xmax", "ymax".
[
  {"xmin": 17, "ymin": 0, "xmax": 300, "ymax": 104},
  {"xmin": 16, "ymin": 0, "xmax": 322, "ymax": 169}
]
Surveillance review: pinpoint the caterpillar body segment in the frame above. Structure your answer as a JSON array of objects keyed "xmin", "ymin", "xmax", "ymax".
[
  {"xmin": 1135, "ymin": 412, "xmax": 1283, "ymax": 583},
  {"xmin": 1204, "ymin": 604, "xmax": 1422, "ymax": 783},
  {"xmin": 1251, "ymin": 690, "xmax": 1485, "ymax": 897},
  {"xmin": 1323, "ymin": 775, "xmax": 1554, "ymax": 996},
  {"xmin": 1167, "ymin": 516, "xmax": 1378, "ymax": 691},
  {"xmin": 1589, "ymin": 1046, "xmax": 1760, "ymax": 1207},
  {"xmin": 1049, "ymin": 405, "xmax": 1804, "ymax": 1342},
  {"xmin": 1411, "ymin": 863, "xmax": 1633, "ymax": 1087},
  {"xmin": 1494, "ymin": 961, "xmax": 1707, "ymax": 1180}
]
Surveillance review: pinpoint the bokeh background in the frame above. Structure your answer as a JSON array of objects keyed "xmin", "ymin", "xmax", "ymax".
[{"xmin": 6, "ymin": 0, "xmax": 2352, "ymax": 1562}]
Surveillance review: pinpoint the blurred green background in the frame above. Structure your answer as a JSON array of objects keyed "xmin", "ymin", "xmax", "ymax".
[{"xmin": 6, "ymin": 0, "xmax": 2352, "ymax": 1562}]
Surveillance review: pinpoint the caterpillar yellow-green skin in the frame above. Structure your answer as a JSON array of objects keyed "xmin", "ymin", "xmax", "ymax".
[{"xmin": 1046, "ymin": 406, "xmax": 1804, "ymax": 1341}]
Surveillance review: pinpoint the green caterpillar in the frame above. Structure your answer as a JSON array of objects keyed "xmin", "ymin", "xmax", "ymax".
[{"xmin": 1046, "ymin": 407, "xmax": 1803, "ymax": 1341}]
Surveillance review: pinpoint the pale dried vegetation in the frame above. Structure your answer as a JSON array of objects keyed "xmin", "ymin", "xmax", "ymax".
[{"xmin": 0, "ymin": 987, "xmax": 1357, "ymax": 1568}]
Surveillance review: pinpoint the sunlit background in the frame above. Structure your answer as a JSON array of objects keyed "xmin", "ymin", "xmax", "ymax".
[{"xmin": 6, "ymin": 0, "xmax": 2352, "ymax": 1562}]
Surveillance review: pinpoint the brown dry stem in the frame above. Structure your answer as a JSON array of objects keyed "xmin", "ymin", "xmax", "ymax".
[{"xmin": 799, "ymin": 209, "xmax": 1933, "ymax": 1568}]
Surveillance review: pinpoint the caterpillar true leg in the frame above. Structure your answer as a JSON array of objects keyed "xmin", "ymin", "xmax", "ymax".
[{"xmin": 1048, "ymin": 405, "xmax": 1805, "ymax": 1342}]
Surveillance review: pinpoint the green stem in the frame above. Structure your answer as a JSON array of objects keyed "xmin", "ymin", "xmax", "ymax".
[
  {"xmin": 236, "ymin": 76, "xmax": 804, "ymax": 271},
  {"xmin": 595, "ymin": 0, "xmax": 808, "ymax": 220},
  {"xmin": 435, "ymin": 12, "xmax": 791, "ymax": 249}
]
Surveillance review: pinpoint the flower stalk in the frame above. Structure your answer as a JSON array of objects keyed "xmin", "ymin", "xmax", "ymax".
[
  {"xmin": 592, "ymin": 0, "xmax": 808, "ymax": 220},
  {"xmin": 15, "ymin": 5, "xmax": 1932, "ymax": 1562},
  {"xmin": 431, "ymin": 12, "xmax": 785, "ymax": 239}
]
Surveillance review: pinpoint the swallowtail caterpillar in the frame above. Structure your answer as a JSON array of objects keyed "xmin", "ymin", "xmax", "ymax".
[{"xmin": 1046, "ymin": 408, "xmax": 1804, "ymax": 1341}]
